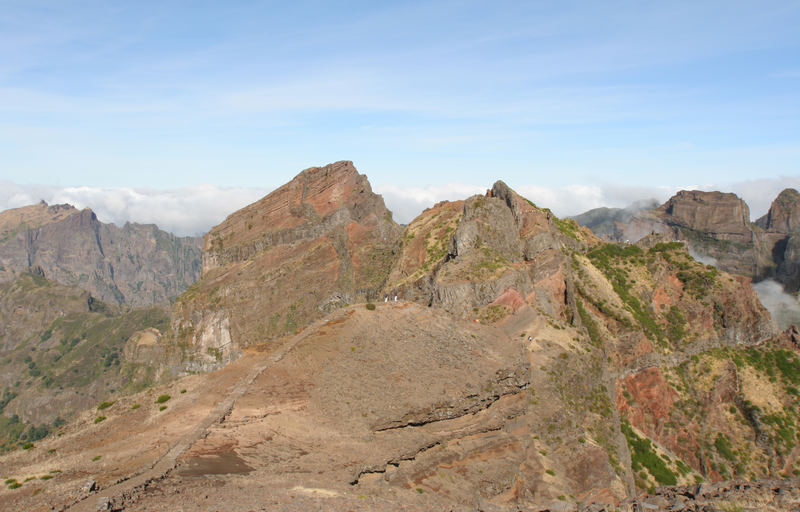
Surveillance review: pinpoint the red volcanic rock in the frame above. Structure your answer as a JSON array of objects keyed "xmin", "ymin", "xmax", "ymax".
[{"xmin": 173, "ymin": 161, "xmax": 402, "ymax": 369}]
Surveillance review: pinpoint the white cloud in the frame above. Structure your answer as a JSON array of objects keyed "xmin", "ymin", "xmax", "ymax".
[
  {"xmin": 753, "ymin": 279, "xmax": 800, "ymax": 330},
  {"xmin": 0, "ymin": 181, "xmax": 268, "ymax": 237},
  {"xmin": 2, "ymin": 175, "xmax": 798, "ymax": 237}
]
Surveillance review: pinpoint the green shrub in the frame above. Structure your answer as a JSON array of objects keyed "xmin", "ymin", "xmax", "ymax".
[
  {"xmin": 22, "ymin": 442, "xmax": 34, "ymax": 450},
  {"xmin": 97, "ymin": 401, "xmax": 114, "ymax": 410},
  {"xmin": 622, "ymin": 421, "xmax": 677, "ymax": 485},
  {"xmin": 365, "ymin": 303, "xmax": 376, "ymax": 311},
  {"xmin": 39, "ymin": 474, "xmax": 53, "ymax": 480},
  {"xmin": 180, "ymin": 389, "xmax": 187, "ymax": 394},
  {"xmin": 715, "ymin": 433, "xmax": 735, "ymax": 461},
  {"xmin": 131, "ymin": 403, "xmax": 141, "ymax": 410},
  {"xmin": 8, "ymin": 481, "xmax": 21, "ymax": 489},
  {"xmin": 159, "ymin": 405, "xmax": 167, "ymax": 411},
  {"xmin": 94, "ymin": 416, "xmax": 106, "ymax": 424},
  {"xmin": 156, "ymin": 394, "xmax": 171, "ymax": 404},
  {"xmin": 91, "ymin": 455, "xmax": 101, "ymax": 461},
  {"xmin": 545, "ymin": 469, "xmax": 555, "ymax": 476}
]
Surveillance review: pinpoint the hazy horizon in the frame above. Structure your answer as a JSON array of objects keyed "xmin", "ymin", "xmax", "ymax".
[{"xmin": 1, "ymin": 172, "xmax": 797, "ymax": 237}]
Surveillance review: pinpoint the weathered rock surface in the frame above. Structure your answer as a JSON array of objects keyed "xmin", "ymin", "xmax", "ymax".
[
  {"xmin": 0, "ymin": 201, "xmax": 202, "ymax": 307},
  {"xmin": 658, "ymin": 191, "xmax": 753, "ymax": 243},
  {"xmin": 170, "ymin": 161, "xmax": 403, "ymax": 370}
]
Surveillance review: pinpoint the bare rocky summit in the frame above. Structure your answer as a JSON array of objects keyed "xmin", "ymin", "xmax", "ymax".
[
  {"xmin": 170, "ymin": 160, "xmax": 402, "ymax": 370},
  {"xmin": 0, "ymin": 201, "xmax": 202, "ymax": 307}
]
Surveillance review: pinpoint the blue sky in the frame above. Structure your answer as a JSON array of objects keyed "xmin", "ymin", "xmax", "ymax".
[{"xmin": 1, "ymin": 1, "xmax": 799, "ymax": 233}]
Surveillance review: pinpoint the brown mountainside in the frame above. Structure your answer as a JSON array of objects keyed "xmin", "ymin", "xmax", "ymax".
[
  {"xmin": 1, "ymin": 164, "xmax": 798, "ymax": 511},
  {"xmin": 0, "ymin": 201, "xmax": 202, "ymax": 307}
]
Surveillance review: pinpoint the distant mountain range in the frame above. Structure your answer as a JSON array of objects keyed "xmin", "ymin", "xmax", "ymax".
[{"xmin": 0, "ymin": 201, "xmax": 202, "ymax": 307}]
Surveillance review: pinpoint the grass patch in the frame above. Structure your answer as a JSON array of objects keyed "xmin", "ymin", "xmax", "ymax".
[
  {"xmin": 91, "ymin": 455, "xmax": 101, "ymax": 461},
  {"xmin": 714, "ymin": 433, "xmax": 735, "ymax": 461},
  {"xmin": 131, "ymin": 403, "xmax": 141, "ymax": 410},
  {"xmin": 94, "ymin": 416, "xmax": 106, "ymax": 424},
  {"xmin": 622, "ymin": 420, "xmax": 677, "ymax": 486},
  {"xmin": 97, "ymin": 400, "xmax": 115, "ymax": 410},
  {"xmin": 588, "ymin": 243, "xmax": 663, "ymax": 344},
  {"xmin": 576, "ymin": 299, "xmax": 603, "ymax": 347},
  {"xmin": 155, "ymin": 394, "xmax": 171, "ymax": 404}
]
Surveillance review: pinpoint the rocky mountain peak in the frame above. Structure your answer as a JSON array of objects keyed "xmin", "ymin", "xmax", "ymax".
[
  {"xmin": 756, "ymin": 188, "xmax": 800, "ymax": 233},
  {"xmin": 202, "ymin": 160, "xmax": 395, "ymax": 274},
  {"xmin": 174, "ymin": 161, "xmax": 402, "ymax": 369},
  {"xmin": 657, "ymin": 190, "xmax": 752, "ymax": 241}
]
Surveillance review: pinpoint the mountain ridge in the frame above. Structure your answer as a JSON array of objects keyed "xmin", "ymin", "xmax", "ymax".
[{"xmin": 0, "ymin": 163, "xmax": 798, "ymax": 511}]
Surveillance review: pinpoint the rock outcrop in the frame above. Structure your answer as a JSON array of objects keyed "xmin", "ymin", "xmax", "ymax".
[
  {"xmin": 657, "ymin": 190, "xmax": 753, "ymax": 243},
  {"xmin": 0, "ymin": 201, "xmax": 202, "ymax": 307},
  {"xmin": 171, "ymin": 161, "xmax": 403, "ymax": 370}
]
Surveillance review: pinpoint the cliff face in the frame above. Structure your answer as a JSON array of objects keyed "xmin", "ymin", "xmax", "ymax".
[
  {"xmin": 0, "ymin": 201, "xmax": 202, "ymax": 307},
  {"xmin": 658, "ymin": 190, "xmax": 753, "ymax": 243},
  {"xmin": 171, "ymin": 161, "xmax": 402, "ymax": 370}
]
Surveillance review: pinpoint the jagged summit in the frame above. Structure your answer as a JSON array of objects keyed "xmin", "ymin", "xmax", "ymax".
[
  {"xmin": 173, "ymin": 161, "xmax": 403, "ymax": 369},
  {"xmin": 202, "ymin": 160, "xmax": 396, "ymax": 273}
]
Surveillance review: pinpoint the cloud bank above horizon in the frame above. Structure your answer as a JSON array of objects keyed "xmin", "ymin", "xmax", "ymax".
[{"xmin": 2, "ymin": 176, "xmax": 798, "ymax": 237}]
